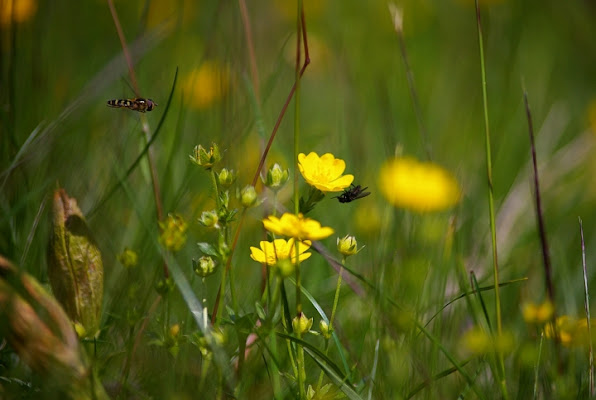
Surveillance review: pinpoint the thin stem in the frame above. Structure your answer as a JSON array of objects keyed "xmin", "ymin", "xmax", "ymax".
[
  {"xmin": 579, "ymin": 217, "xmax": 593, "ymax": 395},
  {"xmin": 250, "ymin": 8, "xmax": 310, "ymax": 188},
  {"xmin": 474, "ymin": 1, "xmax": 507, "ymax": 396},
  {"xmin": 523, "ymin": 89, "xmax": 561, "ymax": 370},
  {"xmin": 317, "ymin": 261, "xmax": 344, "ymax": 389}
]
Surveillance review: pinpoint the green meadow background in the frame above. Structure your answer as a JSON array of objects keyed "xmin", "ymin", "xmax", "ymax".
[{"xmin": 2, "ymin": 0, "xmax": 596, "ymax": 398}]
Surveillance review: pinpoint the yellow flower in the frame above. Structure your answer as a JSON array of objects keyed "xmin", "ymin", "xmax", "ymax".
[
  {"xmin": 183, "ymin": 61, "xmax": 231, "ymax": 110},
  {"xmin": 544, "ymin": 315, "xmax": 596, "ymax": 347},
  {"xmin": 158, "ymin": 214, "xmax": 188, "ymax": 252},
  {"xmin": 378, "ymin": 157, "xmax": 461, "ymax": 212},
  {"xmin": 263, "ymin": 213, "xmax": 334, "ymax": 241},
  {"xmin": 298, "ymin": 152, "xmax": 354, "ymax": 192},
  {"xmin": 250, "ymin": 238, "xmax": 312, "ymax": 266},
  {"xmin": 522, "ymin": 300, "xmax": 554, "ymax": 324},
  {"xmin": 0, "ymin": 0, "xmax": 36, "ymax": 25}
]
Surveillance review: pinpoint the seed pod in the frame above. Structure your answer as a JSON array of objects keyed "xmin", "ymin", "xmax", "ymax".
[
  {"xmin": 47, "ymin": 188, "xmax": 103, "ymax": 338},
  {"xmin": 0, "ymin": 256, "xmax": 109, "ymax": 399}
]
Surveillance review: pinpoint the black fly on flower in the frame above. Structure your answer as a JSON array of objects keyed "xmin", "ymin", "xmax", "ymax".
[{"xmin": 333, "ymin": 184, "xmax": 371, "ymax": 203}]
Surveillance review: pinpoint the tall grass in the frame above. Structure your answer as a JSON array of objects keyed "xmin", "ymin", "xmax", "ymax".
[{"xmin": 1, "ymin": 1, "xmax": 595, "ymax": 399}]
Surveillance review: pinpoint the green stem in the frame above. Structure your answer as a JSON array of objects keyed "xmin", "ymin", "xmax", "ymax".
[
  {"xmin": 474, "ymin": 1, "xmax": 507, "ymax": 397},
  {"xmin": 317, "ymin": 260, "xmax": 345, "ymax": 389},
  {"xmin": 293, "ymin": 2, "xmax": 305, "ymax": 398}
]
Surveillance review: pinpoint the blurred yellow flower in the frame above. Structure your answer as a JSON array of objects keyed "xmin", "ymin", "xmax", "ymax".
[
  {"xmin": 544, "ymin": 315, "xmax": 596, "ymax": 347},
  {"xmin": 159, "ymin": 213, "xmax": 188, "ymax": 252},
  {"xmin": 250, "ymin": 238, "xmax": 312, "ymax": 266},
  {"xmin": 298, "ymin": 152, "xmax": 354, "ymax": 192},
  {"xmin": 522, "ymin": 300, "xmax": 554, "ymax": 324},
  {"xmin": 183, "ymin": 61, "xmax": 231, "ymax": 110},
  {"xmin": 378, "ymin": 157, "xmax": 461, "ymax": 212},
  {"xmin": 0, "ymin": 0, "xmax": 36, "ymax": 25},
  {"xmin": 263, "ymin": 213, "xmax": 334, "ymax": 241},
  {"xmin": 460, "ymin": 326, "xmax": 514, "ymax": 356}
]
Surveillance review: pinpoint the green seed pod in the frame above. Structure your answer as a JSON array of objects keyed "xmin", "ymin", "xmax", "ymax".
[{"xmin": 47, "ymin": 189, "xmax": 103, "ymax": 338}]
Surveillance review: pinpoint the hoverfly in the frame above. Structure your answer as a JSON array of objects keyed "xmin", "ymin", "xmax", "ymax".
[
  {"xmin": 107, "ymin": 98, "xmax": 157, "ymax": 113},
  {"xmin": 334, "ymin": 184, "xmax": 371, "ymax": 203}
]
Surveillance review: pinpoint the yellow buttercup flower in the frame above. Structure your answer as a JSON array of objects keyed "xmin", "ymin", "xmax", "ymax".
[
  {"xmin": 250, "ymin": 238, "xmax": 312, "ymax": 266},
  {"xmin": 378, "ymin": 157, "xmax": 461, "ymax": 212},
  {"xmin": 183, "ymin": 61, "xmax": 231, "ymax": 110},
  {"xmin": 263, "ymin": 213, "xmax": 334, "ymax": 241},
  {"xmin": 298, "ymin": 152, "xmax": 354, "ymax": 192}
]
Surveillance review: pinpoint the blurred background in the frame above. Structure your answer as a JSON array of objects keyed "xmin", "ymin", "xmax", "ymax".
[{"xmin": 1, "ymin": 0, "xmax": 596, "ymax": 397}]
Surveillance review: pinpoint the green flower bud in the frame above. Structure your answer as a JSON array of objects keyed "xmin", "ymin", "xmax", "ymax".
[
  {"xmin": 292, "ymin": 312, "xmax": 313, "ymax": 335},
  {"xmin": 261, "ymin": 163, "xmax": 289, "ymax": 190},
  {"xmin": 198, "ymin": 210, "xmax": 219, "ymax": 229},
  {"xmin": 337, "ymin": 234, "xmax": 360, "ymax": 257},
  {"xmin": 159, "ymin": 213, "xmax": 188, "ymax": 252},
  {"xmin": 193, "ymin": 256, "xmax": 216, "ymax": 277},
  {"xmin": 240, "ymin": 185, "xmax": 258, "ymax": 208},
  {"xmin": 47, "ymin": 188, "xmax": 103, "ymax": 339},
  {"xmin": 319, "ymin": 320, "xmax": 333, "ymax": 339},
  {"xmin": 118, "ymin": 248, "xmax": 138, "ymax": 268},
  {"xmin": 217, "ymin": 168, "xmax": 236, "ymax": 187},
  {"xmin": 189, "ymin": 143, "xmax": 222, "ymax": 170},
  {"xmin": 155, "ymin": 277, "xmax": 175, "ymax": 295}
]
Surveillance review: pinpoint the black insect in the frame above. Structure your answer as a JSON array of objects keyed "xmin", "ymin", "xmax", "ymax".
[
  {"xmin": 107, "ymin": 98, "xmax": 157, "ymax": 112},
  {"xmin": 334, "ymin": 184, "xmax": 371, "ymax": 203}
]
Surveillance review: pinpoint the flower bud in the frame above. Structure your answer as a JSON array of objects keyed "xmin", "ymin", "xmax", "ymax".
[
  {"xmin": 189, "ymin": 143, "xmax": 222, "ymax": 170},
  {"xmin": 193, "ymin": 256, "xmax": 216, "ymax": 277},
  {"xmin": 337, "ymin": 235, "xmax": 360, "ymax": 257},
  {"xmin": 159, "ymin": 213, "xmax": 188, "ymax": 252},
  {"xmin": 240, "ymin": 185, "xmax": 258, "ymax": 208},
  {"xmin": 261, "ymin": 163, "xmax": 289, "ymax": 190},
  {"xmin": 155, "ymin": 277, "xmax": 175, "ymax": 295},
  {"xmin": 292, "ymin": 312, "xmax": 313, "ymax": 335},
  {"xmin": 217, "ymin": 168, "xmax": 236, "ymax": 187},
  {"xmin": 118, "ymin": 248, "xmax": 138, "ymax": 268},
  {"xmin": 47, "ymin": 188, "xmax": 103, "ymax": 338},
  {"xmin": 198, "ymin": 210, "xmax": 219, "ymax": 229},
  {"xmin": 319, "ymin": 320, "xmax": 333, "ymax": 339}
]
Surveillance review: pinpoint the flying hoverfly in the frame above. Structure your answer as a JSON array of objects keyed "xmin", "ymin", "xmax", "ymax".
[
  {"xmin": 107, "ymin": 98, "xmax": 157, "ymax": 113},
  {"xmin": 334, "ymin": 184, "xmax": 371, "ymax": 203}
]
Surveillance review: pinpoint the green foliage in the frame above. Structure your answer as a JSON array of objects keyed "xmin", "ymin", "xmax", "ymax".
[{"xmin": 1, "ymin": 0, "xmax": 596, "ymax": 399}]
